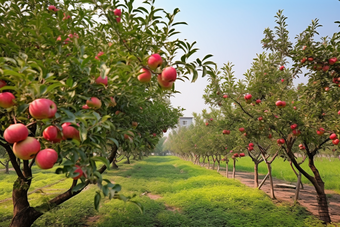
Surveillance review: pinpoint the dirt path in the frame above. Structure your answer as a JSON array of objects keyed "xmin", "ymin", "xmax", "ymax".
[{"xmin": 217, "ymin": 168, "xmax": 340, "ymax": 223}]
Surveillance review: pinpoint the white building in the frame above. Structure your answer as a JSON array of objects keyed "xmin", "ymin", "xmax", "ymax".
[{"xmin": 179, "ymin": 117, "xmax": 193, "ymax": 127}]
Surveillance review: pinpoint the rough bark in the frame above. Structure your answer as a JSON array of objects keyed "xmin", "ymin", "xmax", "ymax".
[
  {"xmin": 225, "ymin": 161, "xmax": 229, "ymax": 178},
  {"xmin": 232, "ymin": 158, "xmax": 236, "ymax": 179},
  {"xmin": 254, "ymin": 163, "xmax": 259, "ymax": 188}
]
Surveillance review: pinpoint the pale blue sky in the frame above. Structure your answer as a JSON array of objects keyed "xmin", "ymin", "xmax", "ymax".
[{"xmin": 146, "ymin": 0, "xmax": 340, "ymax": 118}]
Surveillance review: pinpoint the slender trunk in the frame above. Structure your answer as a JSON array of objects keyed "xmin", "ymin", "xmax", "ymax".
[
  {"xmin": 201, "ymin": 156, "xmax": 206, "ymax": 167},
  {"xmin": 294, "ymin": 172, "xmax": 302, "ymax": 202},
  {"xmin": 217, "ymin": 161, "xmax": 220, "ymax": 172},
  {"xmin": 126, "ymin": 156, "xmax": 130, "ymax": 164},
  {"xmin": 232, "ymin": 159, "xmax": 236, "ymax": 179},
  {"xmin": 5, "ymin": 161, "xmax": 9, "ymax": 174},
  {"xmin": 225, "ymin": 161, "xmax": 229, "ymax": 178},
  {"xmin": 207, "ymin": 156, "xmax": 210, "ymax": 169},
  {"xmin": 254, "ymin": 162, "xmax": 259, "ymax": 188},
  {"xmin": 266, "ymin": 162, "xmax": 276, "ymax": 199},
  {"xmin": 212, "ymin": 161, "xmax": 215, "ymax": 170},
  {"xmin": 258, "ymin": 173, "xmax": 269, "ymax": 189}
]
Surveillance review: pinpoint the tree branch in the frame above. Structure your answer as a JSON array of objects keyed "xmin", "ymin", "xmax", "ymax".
[{"xmin": 0, "ymin": 141, "xmax": 25, "ymax": 179}]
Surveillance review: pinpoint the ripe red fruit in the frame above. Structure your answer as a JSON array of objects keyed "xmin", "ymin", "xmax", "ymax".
[
  {"xmin": 35, "ymin": 149, "xmax": 58, "ymax": 169},
  {"xmin": 275, "ymin": 100, "xmax": 286, "ymax": 108},
  {"xmin": 223, "ymin": 94, "xmax": 228, "ymax": 99},
  {"xmin": 86, "ymin": 97, "xmax": 102, "ymax": 108},
  {"xmin": 281, "ymin": 79, "xmax": 284, "ymax": 82},
  {"xmin": 223, "ymin": 130, "xmax": 230, "ymax": 135},
  {"xmin": 256, "ymin": 99, "xmax": 261, "ymax": 104},
  {"xmin": 239, "ymin": 153, "xmax": 245, "ymax": 157},
  {"xmin": 293, "ymin": 106, "xmax": 297, "ymax": 110},
  {"xmin": 0, "ymin": 80, "xmax": 6, "ymax": 88},
  {"xmin": 210, "ymin": 118, "xmax": 213, "ymax": 121},
  {"xmin": 157, "ymin": 74, "xmax": 173, "ymax": 90},
  {"xmin": 4, "ymin": 124, "xmax": 29, "ymax": 144},
  {"xmin": 338, "ymin": 110, "xmax": 340, "ymax": 115},
  {"xmin": 292, "ymin": 129, "xmax": 301, "ymax": 136},
  {"xmin": 95, "ymin": 76, "xmax": 108, "ymax": 86},
  {"xmin": 48, "ymin": 5, "xmax": 58, "ymax": 11},
  {"xmin": 332, "ymin": 139, "xmax": 340, "ymax": 145},
  {"xmin": 248, "ymin": 147, "xmax": 254, "ymax": 151},
  {"xmin": 13, "ymin": 137, "xmax": 41, "ymax": 160},
  {"xmin": 43, "ymin": 126, "xmax": 62, "ymax": 143},
  {"xmin": 316, "ymin": 64, "xmax": 323, "ymax": 71},
  {"xmin": 147, "ymin": 54, "xmax": 163, "ymax": 70},
  {"xmin": 0, "ymin": 92, "xmax": 15, "ymax": 108},
  {"xmin": 205, "ymin": 122, "xmax": 209, "ymax": 126},
  {"xmin": 249, "ymin": 143, "xmax": 254, "ymax": 147},
  {"xmin": 301, "ymin": 58, "xmax": 306, "ymax": 63},
  {"xmin": 268, "ymin": 134, "xmax": 272, "ymax": 139},
  {"xmin": 73, "ymin": 165, "xmax": 83, "ymax": 180},
  {"xmin": 29, "ymin": 99, "xmax": 57, "ymax": 119},
  {"xmin": 324, "ymin": 87, "xmax": 330, "ymax": 92},
  {"xmin": 243, "ymin": 133, "xmax": 247, "ymax": 137},
  {"xmin": 239, "ymin": 128, "xmax": 245, "ymax": 132},
  {"xmin": 82, "ymin": 104, "xmax": 89, "ymax": 109},
  {"xmin": 277, "ymin": 138, "xmax": 285, "ymax": 145},
  {"xmin": 329, "ymin": 57, "xmax": 337, "ymax": 65},
  {"xmin": 116, "ymin": 17, "xmax": 121, "ymax": 23},
  {"xmin": 302, "ymin": 46, "xmax": 307, "ymax": 50},
  {"xmin": 113, "ymin": 9, "xmax": 122, "ymax": 17},
  {"xmin": 290, "ymin": 124, "xmax": 298, "ymax": 130},
  {"xmin": 161, "ymin": 66, "xmax": 177, "ymax": 82},
  {"xmin": 234, "ymin": 153, "xmax": 239, "ymax": 157},
  {"xmin": 138, "ymin": 68, "xmax": 152, "ymax": 83},
  {"xmin": 316, "ymin": 130, "xmax": 324, "ymax": 136},
  {"xmin": 279, "ymin": 66, "xmax": 285, "ymax": 71},
  {"xmin": 322, "ymin": 65, "xmax": 330, "ymax": 72},
  {"xmin": 244, "ymin": 94, "xmax": 252, "ymax": 100},
  {"xmin": 330, "ymin": 133, "xmax": 337, "ymax": 140},
  {"xmin": 62, "ymin": 123, "xmax": 80, "ymax": 141},
  {"xmin": 152, "ymin": 133, "xmax": 157, "ymax": 137},
  {"xmin": 258, "ymin": 116, "xmax": 263, "ymax": 121},
  {"xmin": 307, "ymin": 57, "xmax": 314, "ymax": 61}
]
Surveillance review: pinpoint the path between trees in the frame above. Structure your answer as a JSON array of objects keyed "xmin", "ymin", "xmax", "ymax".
[{"xmin": 216, "ymin": 168, "xmax": 340, "ymax": 223}]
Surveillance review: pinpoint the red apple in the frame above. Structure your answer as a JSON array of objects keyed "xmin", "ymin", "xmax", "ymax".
[
  {"xmin": 95, "ymin": 76, "xmax": 108, "ymax": 86},
  {"xmin": 82, "ymin": 104, "xmax": 89, "ymax": 109},
  {"xmin": 113, "ymin": 9, "xmax": 122, "ymax": 17},
  {"xmin": 256, "ymin": 99, "xmax": 261, "ymax": 104},
  {"xmin": 116, "ymin": 17, "xmax": 121, "ymax": 23},
  {"xmin": 124, "ymin": 134, "xmax": 130, "ymax": 140},
  {"xmin": 333, "ymin": 139, "xmax": 340, "ymax": 145},
  {"xmin": 29, "ymin": 98, "xmax": 57, "ymax": 119},
  {"xmin": 109, "ymin": 97, "xmax": 117, "ymax": 107},
  {"xmin": 86, "ymin": 97, "xmax": 102, "ymax": 109},
  {"xmin": 290, "ymin": 124, "xmax": 298, "ymax": 130},
  {"xmin": 157, "ymin": 74, "xmax": 174, "ymax": 90},
  {"xmin": 0, "ymin": 92, "xmax": 15, "ymax": 108},
  {"xmin": 301, "ymin": 58, "xmax": 306, "ymax": 63},
  {"xmin": 322, "ymin": 65, "xmax": 330, "ymax": 72},
  {"xmin": 4, "ymin": 124, "xmax": 29, "ymax": 144},
  {"xmin": 292, "ymin": 129, "xmax": 301, "ymax": 136},
  {"xmin": 115, "ymin": 110, "xmax": 121, "ymax": 115},
  {"xmin": 249, "ymin": 143, "xmax": 254, "ymax": 147},
  {"xmin": 268, "ymin": 134, "xmax": 272, "ymax": 139},
  {"xmin": 302, "ymin": 46, "xmax": 307, "ymax": 50},
  {"xmin": 138, "ymin": 68, "xmax": 152, "ymax": 83},
  {"xmin": 275, "ymin": 100, "xmax": 286, "ymax": 108},
  {"xmin": 223, "ymin": 94, "xmax": 228, "ymax": 99},
  {"xmin": 0, "ymin": 80, "xmax": 6, "ymax": 88},
  {"xmin": 324, "ymin": 87, "xmax": 330, "ymax": 92},
  {"xmin": 62, "ymin": 123, "xmax": 80, "ymax": 141},
  {"xmin": 147, "ymin": 54, "xmax": 163, "ymax": 70},
  {"xmin": 330, "ymin": 133, "xmax": 337, "ymax": 140},
  {"xmin": 210, "ymin": 118, "xmax": 213, "ymax": 121},
  {"xmin": 223, "ymin": 130, "xmax": 230, "ymax": 135},
  {"xmin": 239, "ymin": 153, "xmax": 245, "ymax": 157},
  {"xmin": 277, "ymin": 138, "xmax": 285, "ymax": 145},
  {"xmin": 13, "ymin": 137, "xmax": 41, "ymax": 160},
  {"xmin": 161, "ymin": 66, "xmax": 177, "ymax": 82},
  {"xmin": 152, "ymin": 133, "xmax": 157, "ymax": 137},
  {"xmin": 43, "ymin": 126, "xmax": 62, "ymax": 143},
  {"xmin": 73, "ymin": 165, "xmax": 83, "ymax": 180},
  {"xmin": 205, "ymin": 122, "xmax": 209, "ymax": 126},
  {"xmin": 281, "ymin": 79, "xmax": 284, "ymax": 82},
  {"xmin": 279, "ymin": 66, "xmax": 285, "ymax": 71},
  {"xmin": 239, "ymin": 128, "xmax": 245, "ymax": 132},
  {"xmin": 248, "ymin": 147, "xmax": 254, "ymax": 151},
  {"xmin": 258, "ymin": 116, "xmax": 263, "ymax": 121},
  {"xmin": 234, "ymin": 153, "xmax": 239, "ymax": 157},
  {"xmin": 308, "ymin": 57, "xmax": 314, "ymax": 61},
  {"xmin": 329, "ymin": 57, "xmax": 337, "ymax": 65},
  {"xmin": 338, "ymin": 110, "xmax": 340, "ymax": 115},
  {"xmin": 48, "ymin": 5, "xmax": 57, "ymax": 11},
  {"xmin": 293, "ymin": 106, "xmax": 297, "ymax": 110},
  {"xmin": 35, "ymin": 149, "xmax": 58, "ymax": 169}
]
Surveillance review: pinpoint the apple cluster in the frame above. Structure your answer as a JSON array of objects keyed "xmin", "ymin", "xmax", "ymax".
[{"xmin": 138, "ymin": 53, "xmax": 178, "ymax": 90}]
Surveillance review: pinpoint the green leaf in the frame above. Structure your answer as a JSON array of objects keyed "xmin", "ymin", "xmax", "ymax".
[
  {"xmin": 91, "ymin": 157, "xmax": 110, "ymax": 170},
  {"xmin": 112, "ymin": 184, "xmax": 121, "ymax": 192},
  {"xmin": 108, "ymin": 137, "xmax": 119, "ymax": 147},
  {"xmin": 71, "ymin": 182, "xmax": 87, "ymax": 193},
  {"xmin": 46, "ymin": 83, "xmax": 63, "ymax": 93},
  {"xmin": 94, "ymin": 192, "xmax": 101, "ymax": 211},
  {"xmin": 129, "ymin": 201, "xmax": 145, "ymax": 214}
]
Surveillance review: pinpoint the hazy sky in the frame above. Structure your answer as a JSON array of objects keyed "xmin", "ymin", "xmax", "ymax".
[{"xmin": 143, "ymin": 0, "xmax": 340, "ymax": 118}]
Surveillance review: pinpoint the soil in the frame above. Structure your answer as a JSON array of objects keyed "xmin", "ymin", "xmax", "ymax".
[{"xmin": 218, "ymin": 168, "xmax": 340, "ymax": 223}]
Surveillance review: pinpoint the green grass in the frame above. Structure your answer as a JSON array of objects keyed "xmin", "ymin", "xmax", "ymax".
[
  {"xmin": 0, "ymin": 156, "xmax": 334, "ymax": 226},
  {"xmin": 214, "ymin": 157, "xmax": 340, "ymax": 192}
]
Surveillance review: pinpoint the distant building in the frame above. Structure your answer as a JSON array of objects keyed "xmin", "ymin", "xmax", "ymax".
[{"xmin": 179, "ymin": 117, "xmax": 193, "ymax": 128}]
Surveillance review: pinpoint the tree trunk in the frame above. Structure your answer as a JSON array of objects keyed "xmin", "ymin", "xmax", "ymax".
[
  {"xmin": 254, "ymin": 162, "xmax": 259, "ymax": 188},
  {"xmin": 225, "ymin": 161, "xmax": 229, "ymax": 178},
  {"xmin": 266, "ymin": 162, "xmax": 275, "ymax": 199},
  {"xmin": 232, "ymin": 159, "xmax": 236, "ymax": 179},
  {"xmin": 10, "ymin": 178, "xmax": 42, "ymax": 227},
  {"xmin": 126, "ymin": 156, "xmax": 130, "ymax": 164},
  {"xmin": 216, "ymin": 161, "xmax": 220, "ymax": 172},
  {"xmin": 212, "ymin": 161, "xmax": 216, "ymax": 170},
  {"xmin": 5, "ymin": 161, "xmax": 9, "ymax": 174},
  {"xmin": 294, "ymin": 171, "xmax": 301, "ymax": 201}
]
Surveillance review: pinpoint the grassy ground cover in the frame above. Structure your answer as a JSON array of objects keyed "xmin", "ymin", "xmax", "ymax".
[
  {"xmin": 214, "ymin": 157, "xmax": 340, "ymax": 192},
  {"xmin": 0, "ymin": 156, "xmax": 331, "ymax": 226}
]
